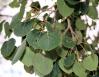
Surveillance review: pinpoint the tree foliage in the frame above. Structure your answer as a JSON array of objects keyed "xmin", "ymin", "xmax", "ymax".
[{"xmin": 0, "ymin": 0, "xmax": 99, "ymax": 77}]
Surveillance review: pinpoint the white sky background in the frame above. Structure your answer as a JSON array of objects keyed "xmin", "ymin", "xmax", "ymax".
[{"xmin": 0, "ymin": 0, "xmax": 99, "ymax": 77}]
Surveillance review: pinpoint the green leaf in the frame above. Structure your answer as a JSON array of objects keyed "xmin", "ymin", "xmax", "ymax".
[
  {"xmin": 4, "ymin": 22, "xmax": 12, "ymax": 37},
  {"xmin": 45, "ymin": 22, "xmax": 53, "ymax": 32},
  {"xmin": 21, "ymin": 47, "xmax": 35, "ymax": 67},
  {"xmin": 95, "ymin": 0, "xmax": 99, "ymax": 4},
  {"xmin": 65, "ymin": 0, "xmax": 80, "ymax": 5},
  {"xmin": 9, "ymin": 0, "xmax": 20, "ymax": 8},
  {"xmin": 41, "ymin": 5, "xmax": 48, "ymax": 11},
  {"xmin": 73, "ymin": 61, "xmax": 87, "ymax": 77},
  {"xmin": 56, "ymin": 48, "xmax": 68, "ymax": 58},
  {"xmin": 45, "ymin": 50, "xmax": 58, "ymax": 62},
  {"xmin": 83, "ymin": 54, "xmax": 98, "ymax": 71},
  {"xmin": 34, "ymin": 68, "xmax": 45, "ymax": 77},
  {"xmin": 26, "ymin": 12, "xmax": 31, "ymax": 19},
  {"xmin": 0, "ymin": 20, "xmax": 5, "ymax": 33},
  {"xmin": 76, "ymin": 18, "xmax": 86, "ymax": 30},
  {"xmin": 90, "ymin": 0, "xmax": 98, "ymax": 6},
  {"xmin": 24, "ymin": 65, "xmax": 34, "ymax": 74},
  {"xmin": 10, "ymin": 14, "xmax": 21, "ymax": 29},
  {"xmin": 64, "ymin": 53, "xmax": 75, "ymax": 68},
  {"xmin": 39, "ymin": 31, "xmax": 61, "ymax": 51},
  {"xmin": 74, "ymin": 31, "xmax": 83, "ymax": 45},
  {"xmin": 30, "ymin": 1, "xmax": 41, "ymax": 9},
  {"xmin": 49, "ymin": 63, "xmax": 62, "ymax": 77},
  {"xmin": 87, "ymin": 6, "xmax": 98, "ymax": 19},
  {"xmin": 63, "ymin": 35, "xmax": 76, "ymax": 48},
  {"xmin": 8, "ymin": 47, "xmax": 17, "ymax": 61},
  {"xmin": 58, "ymin": 58, "xmax": 73, "ymax": 74},
  {"xmin": 53, "ymin": 23, "xmax": 65, "ymax": 31},
  {"xmin": 76, "ymin": 1, "xmax": 89, "ymax": 15},
  {"xmin": 10, "ymin": 1, "xmax": 26, "ymax": 29},
  {"xmin": 57, "ymin": 0, "xmax": 74, "ymax": 17},
  {"xmin": 12, "ymin": 39, "xmax": 26, "ymax": 64},
  {"xmin": 14, "ymin": 19, "xmax": 33, "ymax": 36},
  {"xmin": 1, "ymin": 38, "xmax": 15, "ymax": 58},
  {"xmin": 26, "ymin": 29, "xmax": 42, "ymax": 49},
  {"xmin": 32, "ymin": 53, "xmax": 53, "ymax": 76}
]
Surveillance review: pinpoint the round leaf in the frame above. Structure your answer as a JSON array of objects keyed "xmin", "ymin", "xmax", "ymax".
[
  {"xmin": 76, "ymin": 18, "xmax": 86, "ymax": 30},
  {"xmin": 32, "ymin": 53, "xmax": 53, "ymax": 76},
  {"xmin": 21, "ymin": 47, "xmax": 35, "ymax": 67},
  {"xmin": 49, "ymin": 63, "xmax": 62, "ymax": 77},
  {"xmin": 58, "ymin": 58, "xmax": 73, "ymax": 74},
  {"xmin": 83, "ymin": 54, "xmax": 98, "ymax": 71},
  {"xmin": 14, "ymin": 19, "xmax": 33, "ymax": 36},
  {"xmin": 1, "ymin": 38, "xmax": 15, "ymax": 58},
  {"xmin": 57, "ymin": 0, "xmax": 74, "ymax": 17},
  {"xmin": 26, "ymin": 29, "xmax": 42, "ymax": 49},
  {"xmin": 56, "ymin": 48, "xmax": 68, "ymax": 58},
  {"xmin": 63, "ymin": 35, "xmax": 76, "ymax": 48},
  {"xmin": 39, "ymin": 31, "xmax": 61, "ymax": 51},
  {"xmin": 64, "ymin": 53, "xmax": 75, "ymax": 68},
  {"xmin": 73, "ymin": 61, "xmax": 87, "ymax": 77}
]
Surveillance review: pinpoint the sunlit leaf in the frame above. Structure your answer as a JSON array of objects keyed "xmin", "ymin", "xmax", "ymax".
[
  {"xmin": 83, "ymin": 54, "xmax": 98, "ymax": 71},
  {"xmin": 33, "ymin": 53, "xmax": 53, "ymax": 76},
  {"xmin": 73, "ymin": 61, "xmax": 87, "ymax": 77},
  {"xmin": 21, "ymin": 47, "xmax": 35, "ymax": 67}
]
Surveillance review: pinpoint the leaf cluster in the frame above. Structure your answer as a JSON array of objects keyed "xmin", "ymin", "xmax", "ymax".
[{"xmin": 0, "ymin": 0, "xmax": 99, "ymax": 77}]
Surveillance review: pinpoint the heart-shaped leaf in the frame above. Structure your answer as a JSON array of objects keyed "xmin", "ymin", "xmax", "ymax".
[{"xmin": 83, "ymin": 54, "xmax": 98, "ymax": 71}]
